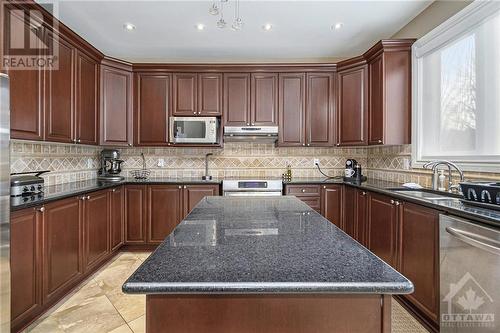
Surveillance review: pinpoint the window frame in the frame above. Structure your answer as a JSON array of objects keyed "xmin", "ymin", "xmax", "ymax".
[{"xmin": 412, "ymin": 0, "xmax": 500, "ymax": 173}]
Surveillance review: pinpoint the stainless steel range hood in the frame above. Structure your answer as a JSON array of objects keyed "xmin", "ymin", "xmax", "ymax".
[{"xmin": 224, "ymin": 126, "xmax": 278, "ymax": 143}]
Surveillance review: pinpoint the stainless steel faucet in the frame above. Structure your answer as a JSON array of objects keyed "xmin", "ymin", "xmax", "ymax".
[
  {"xmin": 423, "ymin": 160, "xmax": 465, "ymax": 193},
  {"xmin": 202, "ymin": 153, "xmax": 213, "ymax": 180}
]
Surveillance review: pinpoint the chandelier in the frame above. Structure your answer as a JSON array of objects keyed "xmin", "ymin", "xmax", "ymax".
[{"xmin": 209, "ymin": 0, "xmax": 243, "ymax": 31}]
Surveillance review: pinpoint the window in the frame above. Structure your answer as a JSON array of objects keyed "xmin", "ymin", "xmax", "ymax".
[{"xmin": 412, "ymin": 1, "xmax": 500, "ymax": 172}]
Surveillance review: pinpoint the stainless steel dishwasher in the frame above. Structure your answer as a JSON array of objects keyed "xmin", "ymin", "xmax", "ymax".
[{"xmin": 440, "ymin": 214, "xmax": 500, "ymax": 332}]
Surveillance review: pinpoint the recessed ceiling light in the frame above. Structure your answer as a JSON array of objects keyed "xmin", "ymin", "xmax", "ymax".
[
  {"xmin": 123, "ymin": 23, "xmax": 136, "ymax": 31},
  {"xmin": 196, "ymin": 23, "xmax": 205, "ymax": 31},
  {"xmin": 332, "ymin": 22, "xmax": 343, "ymax": 30},
  {"xmin": 262, "ymin": 23, "xmax": 273, "ymax": 31}
]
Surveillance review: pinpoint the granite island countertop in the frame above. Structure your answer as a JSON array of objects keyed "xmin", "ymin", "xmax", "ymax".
[{"xmin": 122, "ymin": 196, "xmax": 413, "ymax": 294}]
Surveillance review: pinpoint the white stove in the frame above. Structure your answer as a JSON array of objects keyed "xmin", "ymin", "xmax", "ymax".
[{"xmin": 222, "ymin": 179, "xmax": 283, "ymax": 196}]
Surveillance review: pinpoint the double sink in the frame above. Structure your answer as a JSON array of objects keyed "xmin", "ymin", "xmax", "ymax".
[{"xmin": 388, "ymin": 188, "xmax": 463, "ymax": 203}]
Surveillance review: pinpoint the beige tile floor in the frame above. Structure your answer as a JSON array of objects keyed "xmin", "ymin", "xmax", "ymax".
[{"xmin": 26, "ymin": 252, "xmax": 429, "ymax": 333}]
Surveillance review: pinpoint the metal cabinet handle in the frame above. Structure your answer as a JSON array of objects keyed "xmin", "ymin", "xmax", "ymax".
[
  {"xmin": 323, "ymin": 186, "xmax": 326, "ymax": 189},
  {"xmin": 77, "ymin": 139, "xmax": 81, "ymax": 143},
  {"xmin": 251, "ymin": 123, "xmax": 255, "ymax": 126},
  {"xmin": 193, "ymin": 111, "xmax": 197, "ymax": 114},
  {"xmin": 336, "ymin": 143, "xmax": 340, "ymax": 147},
  {"xmin": 301, "ymin": 189, "xmax": 306, "ymax": 193},
  {"xmin": 73, "ymin": 138, "xmax": 77, "ymax": 143},
  {"xmin": 178, "ymin": 186, "xmax": 182, "ymax": 189},
  {"xmin": 446, "ymin": 227, "xmax": 500, "ymax": 256},
  {"xmin": 302, "ymin": 143, "xmax": 305, "ymax": 146},
  {"xmin": 183, "ymin": 185, "xmax": 187, "ymax": 189},
  {"xmin": 86, "ymin": 195, "xmax": 90, "ymax": 200},
  {"xmin": 37, "ymin": 206, "xmax": 45, "ymax": 212},
  {"xmin": 246, "ymin": 123, "xmax": 250, "ymax": 126},
  {"xmin": 128, "ymin": 143, "xmax": 132, "ymax": 147},
  {"xmin": 395, "ymin": 201, "xmax": 400, "ymax": 206},
  {"xmin": 390, "ymin": 199, "xmax": 395, "ymax": 204},
  {"xmin": 307, "ymin": 143, "xmax": 310, "ymax": 147},
  {"xmin": 112, "ymin": 188, "xmax": 116, "ymax": 192},
  {"xmin": 362, "ymin": 191, "xmax": 366, "ymax": 196},
  {"xmin": 80, "ymin": 196, "xmax": 85, "ymax": 201},
  {"xmin": 378, "ymin": 140, "xmax": 382, "ymax": 144}
]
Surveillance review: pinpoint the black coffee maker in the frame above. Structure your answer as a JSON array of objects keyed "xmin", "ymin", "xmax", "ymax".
[{"xmin": 344, "ymin": 159, "xmax": 366, "ymax": 182}]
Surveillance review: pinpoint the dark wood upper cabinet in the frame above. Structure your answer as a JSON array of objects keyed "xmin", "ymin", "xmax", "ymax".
[
  {"xmin": 44, "ymin": 34, "xmax": 75, "ymax": 143},
  {"xmin": 251, "ymin": 73, "xmax": 278, "ymax": 126},
  {"xmin": 337, "ymin": 60, "xmax": 368, "ymax": 146},
  {"xmin": 75, "ymin": 51, "xmax": 99, "ymax": 145},
  {"xmin": 83, "ymin": 190, "xmax": 109, "ymax": 272},
  {"xmin": 320, "ymin": 184, "xmax": 342, "ymax": 228},
  {"xmin": 10, "ymin": 208, "xmax": 42, "ymax": 332},
  {"xmin": 198, "ymin": 73, "xmax": 222, "ymax": 116},
  {"xmin": 110, "ymin": 187, "xmax": 124, "ymax": 252},
  {"xmin": 125, "ymin": 185, "xmax": 147, "ymax": 243},
  {"xmin": 42, "ymin": 196, "xmax": 82, "ymax": 304},
  {"xmin": 100, "ymin": 62, "xmax": 133, "ymax": 146},
  {"xmin": 9, "ymin": 67, "xmax": 44, "ymax": 141},
  {"xmin": 147, "ymin": 185, "xmax": 183, "ymax": 244},
  {"xmin": 183, "ymin": 184, "xmax": 220, "ymax": 219},
  {"xmin": 135, "ymin": 74, "xmax": 170, "ymax": 146},
  {"xmin": 278, "ymin": 73, "xmax": 306, "ymax": 146},
  {"xmin": 366, "ymin": 192, "xmax": 398, "ymax": 268},
  {"xmin": 224, "ymin": 73, "xmax": 251, "ymax": 126},
  {"xmin": 398, "ymin": 202, "xmax": 439, "ymax": 325},
  {"xmin": 306, "ymin": 73, "xmax": 335, "ymax": 146},
  {"xmin": 365, "ymin": 40, "xmax": 414, "ymax": 145},
  {"xmin": 172, "ymin": 73, "xmax": 197, "ymax": 116}
]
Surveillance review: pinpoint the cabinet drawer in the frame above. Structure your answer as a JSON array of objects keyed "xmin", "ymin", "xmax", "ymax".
[
  {"xmin": 286, "ymin": 185, "xmax": 321, "ymax": 196},
  {"xmin": 296, "ymin": 197, "xmax": 321, "ymax": 211}
]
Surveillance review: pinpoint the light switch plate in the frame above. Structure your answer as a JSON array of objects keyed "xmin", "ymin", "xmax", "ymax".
[{"xmin": 157, "ymin": 158, "xmax": 165, "ymax": 167}]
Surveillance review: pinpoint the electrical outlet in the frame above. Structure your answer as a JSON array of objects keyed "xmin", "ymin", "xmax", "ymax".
[
  {"xmin": 313, "ymin": 158, "xmax": 320, "ymax": 166},
  {"xmin": 403, "ymin": 158, "xmax": 411, "ymax": 170},
  {"xmin": 157, "ymin": 158, "xmax": 165, "ymax": 167},
  {"xmin": 87, "ymin": 158, "xmax": 93, "ymax": 168}
]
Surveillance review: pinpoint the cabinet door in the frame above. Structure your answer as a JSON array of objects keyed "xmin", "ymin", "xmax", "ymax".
[
  {"xmin": 285, "ymin": 185, "xmax": 321, "ymax": 212},
  {"xmin": 83, "ymin": 190, "xmax": 109, "ymax": 272},
  {"xmin": 9, "ymin": 67, "xmax": 44, "ymax": 140},
  {"xmin": 172, "ymin": 73, "xmax": 197, "ymax": 116},
  {"xmin": 198, "ymin": 73, "xmax": 222, "ymax": 116},
  {"xmin": 183, "ymin": 184, "xmax": 220, "ymax": 218},
  {"xmin": 11, "ymin": 208, "xmax": 42, "ymax": 330},
  {"xmin": 44, "ymin": 34, "xmax": 75, "ymax": 143},
  {"xmin": 278, "ymin": 73, "xmax": 306, "ymax": 146},
  {"xmin": 42, "ymin": 197, "xmax": 82, "ymax": 304},
  {"xmin": 224, "ymin": 73, "xmax": 251, "ymax": 126},
  {"xmin": 75, "ymin": 51, "xmax": 99, "ymax": 145},
  {"xmin": 147, "ymin": 185, "xmax": 183, "ymax": 244},
  {"xmin": 320, "ymin": 185, "xmax": 343, "ymax": 228},
  {"xmin": 100, "ymin": 65, "xmax": 133, "ymax": 146},
  {"xmin": 343, "ymin": 186, "xmax": 356, "ymax": 238},
  {"xmin": 368, "ymin": 55, "xmax": 384, "ymax": 145},
  {"xmin": 398, "ymin": 202, "xmax": 439, "ymax": 323},
  {"xmin": 135, "ymin": 74, "xmax": 170, "ymax": 145},
  {"xmin": 306, "ymin": 73, "xmax": 334, "ymax": 146},
  {"xmin": 125, "ymin": 185, "xmax": 147, "ymax": 243},
  {"xmin": 110, "ymin": 187, "xmax": 124, "ymax": 251},
  {"xmin": 251, "ymin": 73, "xmax": 278, "ymax": 126},
  {"xmin": 355, "ymin": 190, "xmax": 368, "ymax": 246},
  {"xmin": 366, "ymin": 193, "xmax": 398, "ymax": 267},
  {"xmin": 337, "ymin": 66, "xmax": 368, "ymax": 146}
]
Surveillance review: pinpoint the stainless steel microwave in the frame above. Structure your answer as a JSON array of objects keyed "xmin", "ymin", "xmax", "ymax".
[{"xmin": 169, "ymin": 117, "xmax": 219, "ymax": 144}]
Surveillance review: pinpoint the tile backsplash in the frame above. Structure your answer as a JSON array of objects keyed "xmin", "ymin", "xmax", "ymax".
[{"xmin": 10, "ymin": 140, "xmax": 499, "ymax": 186}]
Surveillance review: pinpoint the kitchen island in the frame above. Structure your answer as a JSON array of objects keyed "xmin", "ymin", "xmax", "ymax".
[{"xmin": 123, "ymin": 196, "xmax": 413, "ymax": 333}]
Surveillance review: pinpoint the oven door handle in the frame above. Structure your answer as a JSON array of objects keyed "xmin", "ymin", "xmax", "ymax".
[{"xmin": 445, "ymin": 226, "xmax": 500, "ymax": 256}]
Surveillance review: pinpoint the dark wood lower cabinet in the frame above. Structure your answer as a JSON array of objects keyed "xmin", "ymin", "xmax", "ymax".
[
  {"xmin": 147, "ymin": 185, "xmax": 183, "ymax": 244},
  {"xmin": 125, "ymin": 185, "xmax": 147, "ymax": 244},
  {"xmin": 83, "ymin": 190, "xmax": 110, "ymax": 272},
  {"xmin": 42, "ymin": 197, "xmax": 83, "ymax": 305},
  {"xmin": 110, "ymin": 187, "xmax": 124, "ymax": 251},
  {"xmin": 397, "ymin": 203, "xmax": 439, "ymax": 329},
  {"xmin": 320, "ymin": 185, "xmax": 343, "ymax": 228},
  {"xmin": 183, "ymin": 185, "xmax": 220, "ymax": 218},
  {"xmin": 285, "ymin": 185, "xmax": 321, "ymax": 212},
  {"xmin": 11, "ymin": 208, "xmax": 43, "ymax": 333}
]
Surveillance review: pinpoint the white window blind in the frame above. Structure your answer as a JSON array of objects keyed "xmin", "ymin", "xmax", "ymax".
[{"xmin": 413, "ymin": 1, "xmax": 500, "ymax": 171}]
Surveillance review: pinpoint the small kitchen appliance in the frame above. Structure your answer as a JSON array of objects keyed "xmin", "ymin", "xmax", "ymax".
[
  {"xmin": 343, "ymin": 159, "xmax": 367, "ymax": 182},
  {"xmin": 224, "ymin": 126, "xmax": 278, "ymax": 143},
  {"xmin": 98, "ymin": 149, "xmax": 125, "ymax": 181},
  {"xmin": 10, "ymin": 170, "xmax": 49, "ymax": 197},
  {"xmin": 169, "ymin": 116, "xmax": 219, "ymax": 144}
]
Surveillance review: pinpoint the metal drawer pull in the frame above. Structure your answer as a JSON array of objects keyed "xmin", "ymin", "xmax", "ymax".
[
  {"xmin": 445, "ymin": 227, "xmax": 500, "ymax": 256},
  {"xmin": 37, "ymin": 207, "xmax": 45, "ymax": 212},
  {"xmin": 301, "ymin": 189, "xmax": 306, "ymax": 193},
  {"xmin": 390, "ymin": 199, "xmax": 395, "ymax": 204}
]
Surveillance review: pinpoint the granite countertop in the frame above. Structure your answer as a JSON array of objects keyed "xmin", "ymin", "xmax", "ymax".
[
  {"xmin": 122, "ymin": 196, "xmax": 413, "ymax": 295},
  {"xmin": 10, "ymin": 176, "xmax": 500, "ymax": 226}
]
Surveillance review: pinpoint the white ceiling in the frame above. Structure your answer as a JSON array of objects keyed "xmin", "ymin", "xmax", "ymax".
[{"xmin": 44, "ymin": 0, "xmax": 431, "ymax": 62}]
